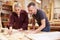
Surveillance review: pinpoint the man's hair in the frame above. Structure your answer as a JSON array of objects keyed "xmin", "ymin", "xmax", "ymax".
[{"xmin": 27, "ymin": 2, "xmax": 36, "ymax": 7}]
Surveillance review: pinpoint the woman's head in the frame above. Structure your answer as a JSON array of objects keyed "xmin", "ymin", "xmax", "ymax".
[{"xmin": 14, "ymin": 2, "xmax": 22, "ymax": 14}]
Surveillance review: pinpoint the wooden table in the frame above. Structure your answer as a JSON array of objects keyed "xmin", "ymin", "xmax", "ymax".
[{"xmin": 0, "ymin": 29, "xmax": 60, "ymax": 40}]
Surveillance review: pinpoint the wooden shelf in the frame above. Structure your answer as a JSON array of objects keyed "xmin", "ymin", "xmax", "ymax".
[{"xmin": 1, "ymin": 3, "xmax": 12, "ymax": 27}]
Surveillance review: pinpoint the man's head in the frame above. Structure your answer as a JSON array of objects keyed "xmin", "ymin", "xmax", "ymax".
[
  {"xmin": 14, "ymin": 2, "xmax": 22, "ymax": 14},
  {"xmin": 27, "ymin": 2, "xmax": 37, "ymax": 14}
]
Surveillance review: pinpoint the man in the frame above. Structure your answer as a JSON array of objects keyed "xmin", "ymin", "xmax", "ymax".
[
  {"xmin": 9, "ymin": 2, "xmax": 28, "ymax": 30},
  {"xmin": 27, "ymin": 2, "xmax": 50, "ymax": 33}
]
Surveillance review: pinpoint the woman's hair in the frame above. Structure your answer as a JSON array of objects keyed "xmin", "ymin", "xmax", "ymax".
[{"xmin": 14, "ymin": 2, "xmax": 21, "ymax": 8}]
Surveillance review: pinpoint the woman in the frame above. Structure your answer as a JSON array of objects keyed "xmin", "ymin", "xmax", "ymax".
[{"xmin": 9, "ymin": 2, "xmax": 28, "ymax": 30}]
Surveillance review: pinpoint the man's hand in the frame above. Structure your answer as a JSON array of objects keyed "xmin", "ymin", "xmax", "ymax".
[
  {"xmin": 29, "ymin": 31, "xmax": 36, "ymax": 34},
  {"xmin": 29, "ymin": 30, "xmax": 40, "ymax": 34},
  {"xmin": 25, "ymin": 30, "xmax": 38, "ymax": 34}
]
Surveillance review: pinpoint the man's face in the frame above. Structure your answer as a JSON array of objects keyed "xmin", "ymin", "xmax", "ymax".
[
  {"xmin": 28, "ymin": 6, "xmax": 36, "ymax": 15},
  {"xmin": 14, "ymin": 7, "xmax": 21, "ymax": 14}
]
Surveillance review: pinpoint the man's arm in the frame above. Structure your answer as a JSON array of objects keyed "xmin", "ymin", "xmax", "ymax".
[{"xmin": 34, "ymin": 19, "xmax": 46, "ymax": 33}]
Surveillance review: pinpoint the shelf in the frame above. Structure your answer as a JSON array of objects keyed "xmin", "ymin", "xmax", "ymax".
[
  {"xmin": 2, "ymin": 4, "xmax": 12, "ymax": 11},
  {"xmin": 2, "ymin": 4, "xmax": 12, "ymax": 6},
  {"xmin": 2, "ymin": 21, "xmax": 9, "ymax": 22},
  {"xmin": 1, "ymin": 3, "xmax": 12, "ymax": 27}
]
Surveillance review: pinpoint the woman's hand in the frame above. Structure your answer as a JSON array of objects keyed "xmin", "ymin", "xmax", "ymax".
[{"xmin": 18, "ymin": 28, "xmax": 23, "ymax": 31}]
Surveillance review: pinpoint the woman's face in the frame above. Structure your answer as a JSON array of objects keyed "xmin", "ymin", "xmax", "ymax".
[{"xmin": 14, "ymin": 7, "xmax": 21, "ymax": 14}]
